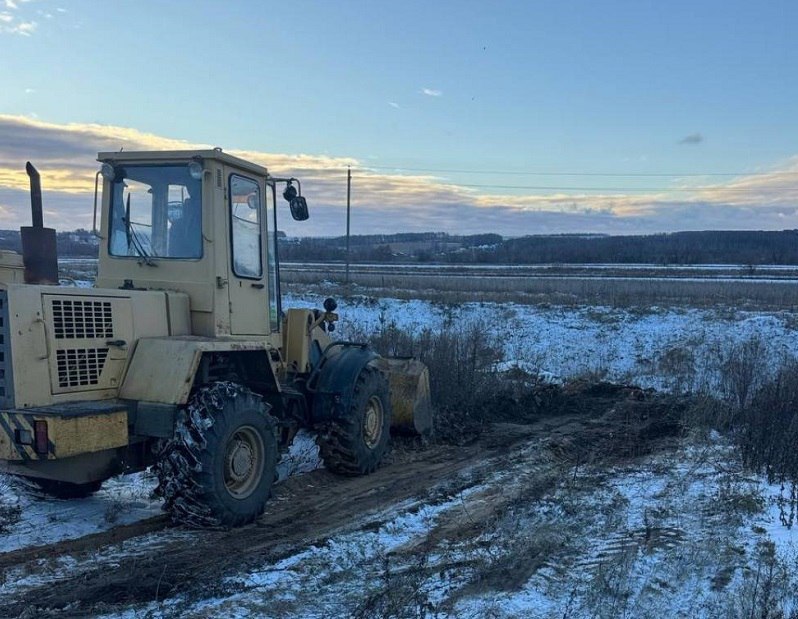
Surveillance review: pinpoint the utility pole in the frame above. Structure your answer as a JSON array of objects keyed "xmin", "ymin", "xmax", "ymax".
[{"xmin": 345, "ymin": 166, "xmax": 351, "ymax": 284}]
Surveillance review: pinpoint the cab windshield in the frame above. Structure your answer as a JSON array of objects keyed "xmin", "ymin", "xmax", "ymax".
[{"xmin": 108, "ymin": 164, "xmax": 202, "ymax": 259}]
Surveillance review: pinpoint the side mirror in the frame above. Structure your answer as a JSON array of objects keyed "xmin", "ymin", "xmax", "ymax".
[{"xmin": 289, "ymin": 196, "xmax": 309, "ymax": 221}]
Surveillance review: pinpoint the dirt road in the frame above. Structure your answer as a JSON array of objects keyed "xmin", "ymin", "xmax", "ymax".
[{"xmin": 0, "ymin": 383, "xmax": 684, "ymax": 618}]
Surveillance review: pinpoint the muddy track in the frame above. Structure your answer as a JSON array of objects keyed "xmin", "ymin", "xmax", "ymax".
[
  {"xmin": 0, "ymin": 415, "xmax": 592, "ymax": 618},
  {"xmin": 1, "ymin": 384, "xmax": 684, "ymax": 617},
  {"xmin": 0, "ymin": 515, "xmax": 171, "ymax": 572}
]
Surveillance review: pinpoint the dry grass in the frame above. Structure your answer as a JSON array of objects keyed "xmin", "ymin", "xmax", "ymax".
[{"xmin": 283, "ymin": 268, "xmax": 798, "ymax": 310}]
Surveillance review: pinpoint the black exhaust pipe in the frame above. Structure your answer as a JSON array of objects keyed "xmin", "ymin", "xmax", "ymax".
[{"xmin": 20, "ymin": 162, "xmax": 58, "ymax": 285}]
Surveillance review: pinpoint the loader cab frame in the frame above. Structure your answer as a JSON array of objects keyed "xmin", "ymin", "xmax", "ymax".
[{"xmin": 95, "ymin": 149, "xmax": 285, "ymax": 341}]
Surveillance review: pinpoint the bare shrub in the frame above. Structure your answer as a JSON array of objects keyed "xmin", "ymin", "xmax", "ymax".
[
  {"xmin": 356, "ymin": 318, "xmax": 515, "ymax": 442},
  {"xmin": 720, "ymin": 337, "xmax": 769, "ymax": 411},
  {"xmin": 351, "ymin": 548, "xmax": 438, "ymax": 619},
  {"xmin": 583, "ymin": 547, "xmax": 638, "ymax": 619},
  {"xmin": 657, "ymin": 345, "xmax": 696, "ymax": 394},
  {"xmin": 738, "ymin": 359, "xmax": 798, "ymax": 486},
  {"xmin": 727, "ymin": 540, "xmax": 797, "ymax": 619},
  {"xmin": 709, "ymin": 476, "xmax": 765, "ymax": 521}
]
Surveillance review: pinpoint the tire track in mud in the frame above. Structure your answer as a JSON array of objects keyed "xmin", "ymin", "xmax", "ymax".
[
  {"xmin": 0, "ymin": 515, "xmax": 171, "ymax": 572},
  {"xmin": 1, "ymin": 383, "xmax": 685, "ymax": 617},
  {"xmin": 0, "ymin": 416, "xmax": 588, "ymax": 618}
]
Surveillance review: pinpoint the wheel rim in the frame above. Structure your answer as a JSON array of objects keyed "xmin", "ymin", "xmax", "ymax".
[
  {"xmin": 223, "ymin": 425, "xmax": 265, "ymax": 499},
  {"xmin": 363, "ymin": 395, "xmax": 385, "ymax": 449}
]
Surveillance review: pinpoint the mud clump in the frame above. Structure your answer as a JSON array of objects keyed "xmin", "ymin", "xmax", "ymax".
[{"xmin": 434, "ymin": 377, "xmax": 692, "ymax": 460}]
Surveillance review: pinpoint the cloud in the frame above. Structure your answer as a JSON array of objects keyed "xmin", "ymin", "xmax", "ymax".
[
  {"xmin": 23, "ymin": 87, "xmax": 34, "ymax": 94},
  {"xmin": 388, "ymin": 102, "xmax": 400, "ymax": 109},
  {"xmin": 0, "ymin": 11, "xmax": 37, "ymax": 36},
  {"xmin": 14, "ymin": 19, "xmax": 34, "ymax": 34},
  {"xmin": 421, "ymin": 88, "xmax": 442, "ymax": 97},
  {"xmin": 0, "ymin": 114, "xmax": 795, "ymax": 236},
  {"xmin": 679, "ymin": 132, "xmax": 704, "ymax": 145},
  {"xmin": 1, "ymin": 0, "xmax": 44, "ymax": 36}
]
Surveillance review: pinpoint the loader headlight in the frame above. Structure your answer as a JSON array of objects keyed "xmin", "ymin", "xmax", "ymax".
[
  {"xmin": 100, "ymin": 162, "xmax": 116, "ymax": 181},
  {"xmin": 188, "ymin": 161, "xmax": 204, "ymax": 180}
]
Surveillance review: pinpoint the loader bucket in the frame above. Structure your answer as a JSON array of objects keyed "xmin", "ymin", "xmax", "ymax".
[{"xmin": 374, "ymin": 357, "xmax": 433, "ymax": 436}]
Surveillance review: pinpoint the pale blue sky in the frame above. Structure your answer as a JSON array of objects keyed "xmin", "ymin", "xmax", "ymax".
[{"xmin": 0, "ymin": 0, "xmax": 797, "ymax": 234}]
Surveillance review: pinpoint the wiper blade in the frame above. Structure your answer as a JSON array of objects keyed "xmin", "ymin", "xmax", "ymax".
[
  {"xmin": 123, "ymin": 193, "xmax": 157, "ymax": 266},
  {"xmin": 124, "ymin": 192, "xmax": 133, "ymax": 250}
]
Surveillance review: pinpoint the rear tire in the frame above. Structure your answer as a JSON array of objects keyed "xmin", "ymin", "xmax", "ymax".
[
  {"xmin": 317, "ymin": 364, "xmax": 392, "ymax": 475},
  {"xmin": 155, "ymin": 382, "xmax": 278, "ymax": 528},
  {"xmin": 29, "ymin": 479, "xmax": 103, "ymax": 499}
]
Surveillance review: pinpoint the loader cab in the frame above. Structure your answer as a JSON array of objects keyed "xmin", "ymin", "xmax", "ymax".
[{"xmin": 95, "ymin": 149, "xmax": 285, "ymax": 341}]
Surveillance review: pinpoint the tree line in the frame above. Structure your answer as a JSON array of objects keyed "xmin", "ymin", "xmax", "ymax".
[
  {"xmin": 2, "ymin": 228, "xmax": 798, "ymax": 265},
  {"xmin": 278, "ymin": 230, "xmax": 798, "ymax": 265}
]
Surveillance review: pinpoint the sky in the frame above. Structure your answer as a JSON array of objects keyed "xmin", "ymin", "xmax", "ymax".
[{"xmin": 1, "ymin": 0, "xmax": 797, "ymax": 237}]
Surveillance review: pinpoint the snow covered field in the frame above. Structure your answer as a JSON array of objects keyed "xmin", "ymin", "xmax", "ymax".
[
  {"xmin": 287, "ymin": 291, "xmax": 798, "ymax": 393},
  {"xmin": 95, "ymin": 433, "xmax": 798, "ymax": 618},
  {"xmin": 0, "ymin": 290, "xmax": 796, "ymax": 616}
]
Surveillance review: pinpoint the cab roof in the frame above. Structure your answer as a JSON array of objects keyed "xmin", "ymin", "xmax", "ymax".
[{"xmin": 96, "ymin": 148, "xmax": 268, "ymax": 177}]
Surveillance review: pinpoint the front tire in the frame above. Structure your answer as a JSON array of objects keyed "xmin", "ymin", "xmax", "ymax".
[
  {"xmin": 317, "ymin": 364, "xmax": 392, "ymax": 475},
  {"xmin": 155, "ymin": 382, "xmax": 278, "ymax": 528}
]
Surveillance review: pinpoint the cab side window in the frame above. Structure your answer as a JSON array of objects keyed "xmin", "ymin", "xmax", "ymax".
[{"xmin": 229, "ymin": 175, "xmax": 262, "ymax": 278}]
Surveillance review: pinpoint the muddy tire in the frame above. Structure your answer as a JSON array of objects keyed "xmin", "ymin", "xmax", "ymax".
[
  {"xmin": 317, "ymin": 365, "xmax": 392, "ymax": 476},
  {"xmin": 155, "ymin": 382, "xmax": 278, "ymax": 529},
  {"xmin": 30, "ymin": 479, "xmax": 103, "ymax": 499}
]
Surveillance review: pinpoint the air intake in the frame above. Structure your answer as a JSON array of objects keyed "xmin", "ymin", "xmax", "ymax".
[
  {"xmin": 56, "ymin": 348, "xmax": 109, "ymax": 388},
  {"xmin": 51, "ymin": 299, "xmax": 114, "ymax": 340}
]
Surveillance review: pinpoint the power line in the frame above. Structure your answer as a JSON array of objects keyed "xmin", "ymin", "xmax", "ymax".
[
  {"xmin": 453, "ymin": 183, "xmax": 796, "ymax": 192},
  {"xmin": 360, "ymin": 164, "xmax": 798, "ymax": 178}
]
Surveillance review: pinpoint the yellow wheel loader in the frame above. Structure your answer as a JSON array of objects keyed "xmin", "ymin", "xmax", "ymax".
[{"xmin": 0, "ymin": 150, "xmax": 432, "ymax": 527}]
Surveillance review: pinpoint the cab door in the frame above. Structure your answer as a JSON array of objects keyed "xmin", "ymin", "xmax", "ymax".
[{"xmin": 226, "ymin": 171, "xmax": 268, "ymax": 335}]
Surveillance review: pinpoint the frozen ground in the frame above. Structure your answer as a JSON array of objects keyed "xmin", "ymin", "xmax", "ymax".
[
  {"xmin": 0, "ymin": 431, "xmax": 322, "ymax": 554},
  {"xmin": 1, "ymin": 291, "xmax": 796, "ymax": 617},
  {"xmin": 286, "ymin": 292, "xmax": 798, "ymax": 393},
  {"xmin": 95, "ymin": 433, "xmax": 798, "ymax": 618},
  {"xmin": 0, "ymin": 472, "xmax": 161, "ymax": 553}
]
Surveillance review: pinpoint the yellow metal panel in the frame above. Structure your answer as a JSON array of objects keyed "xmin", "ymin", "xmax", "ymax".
[
  {"xmin": 120, "ymin": 338, "xmax": 202, "ymax": 404},
  {"xmin": 7, "ymin": 284, "xmax": 56, "ymax": 408},
  {"xmin": 166, "ymin": 292, "xmax": 191, "ymax": 335},
  {"xmin": 0, "ymin": 409, "xmax": 127, "ymax": 461},
  {"xmin": 46, "ymin": 411, "xmax": 128, "ymax": 459},
  {"xmin": 4, "ymin": 284, "xmax": 173, "ymax": 408},
  {"xmin": 283, "ymin": 309, "xmax": 313, "ymax": 373},
  {"xmin": 120, "ymin": 336, "xmax": 274, "ymax": 404},
  {"xmin": 42, "ymin": 293, "xmax": 134, "ymax": 395},
  {"xmin": 97, "ymin": 150, "xmax": 268, "ymax": 177},
  {"xmin": 0, "ymin": 251, "xmax": 24, "ymax": 284}
]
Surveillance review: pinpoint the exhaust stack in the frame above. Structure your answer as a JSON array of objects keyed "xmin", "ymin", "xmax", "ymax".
[{"xmin": 21, "ymin": 162, "xmax": 58, "ymax": 285}]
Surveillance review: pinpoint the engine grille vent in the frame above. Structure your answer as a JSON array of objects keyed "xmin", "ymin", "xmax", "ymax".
[
  {"xmin": 51, "ymin": 299, "xmax": 114, "ymax": 340},
  {"xmin": 56, "ymin": 348, "xmax": 109, "ymax": 388}
]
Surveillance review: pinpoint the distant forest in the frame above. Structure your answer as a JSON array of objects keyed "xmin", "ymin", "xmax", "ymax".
[
  {"xmin": 3, "ymin": 229, "xmax": 798, "ymax": 265},
  {"xmin": 278, "ymin": 230, "xmax": 798, "ymax": 265}
]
